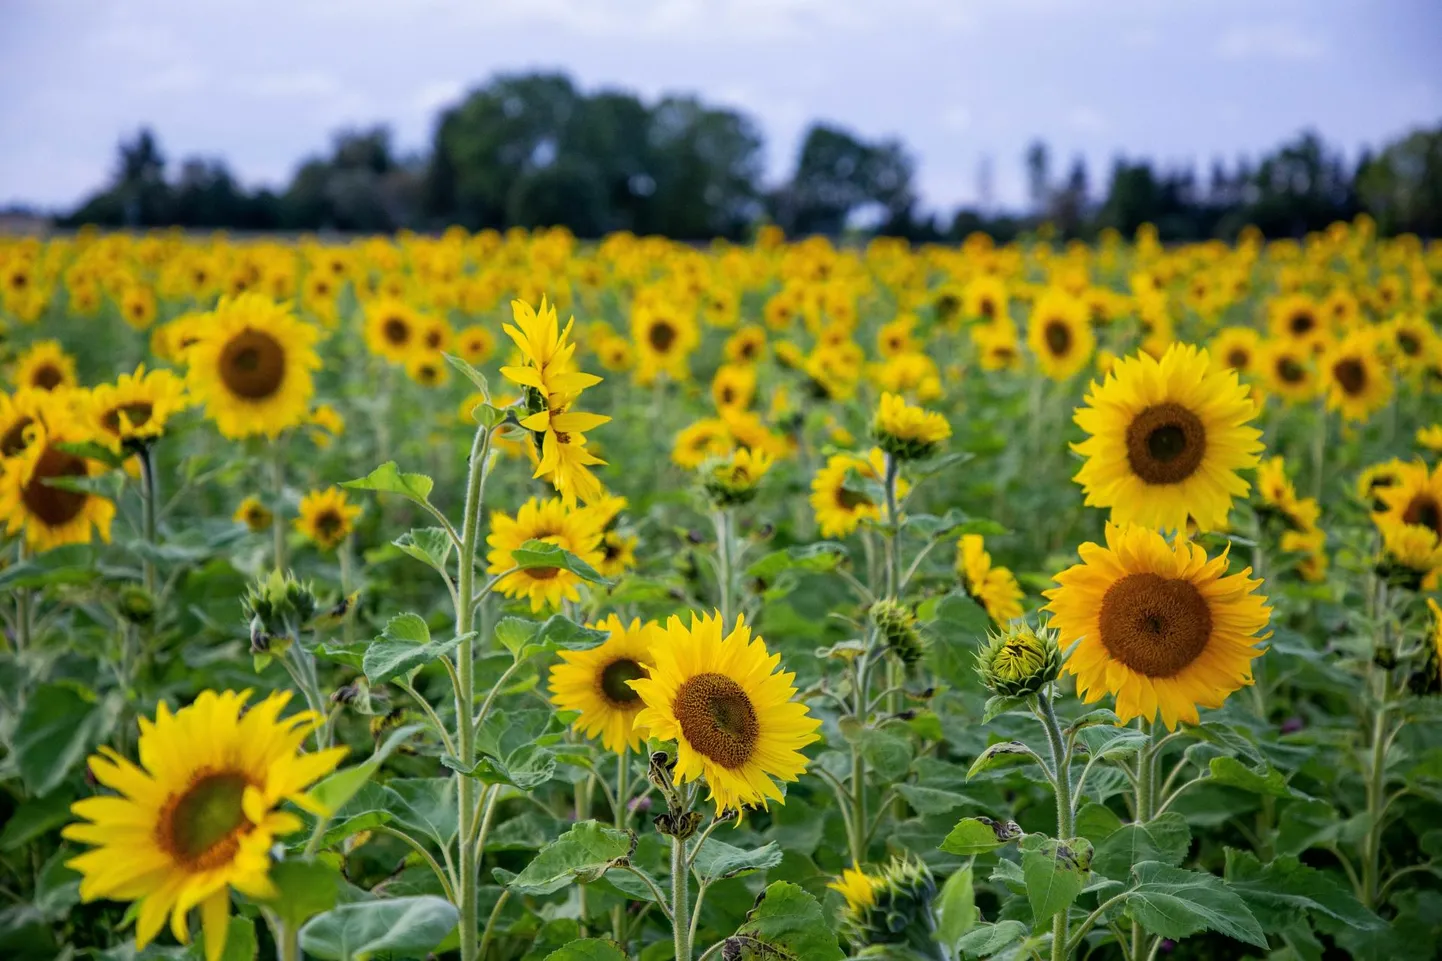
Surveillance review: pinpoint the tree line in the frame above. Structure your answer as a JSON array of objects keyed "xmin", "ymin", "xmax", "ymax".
[{"xmin": 58, "ymin": 71, "xmax": 1442, "ymax": 241}]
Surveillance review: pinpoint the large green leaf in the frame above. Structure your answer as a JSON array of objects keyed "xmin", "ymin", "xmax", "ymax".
[
  {"xmin": 1223, "ymin": 848, "xmax": 1383, "ymax": 931},
  {"xmin": 0, "ymin": 790, "xmax": 75, "ymax": 851},
  {"xmin": 746, "ymin": 542, "xmax": 847, "ymax": 580},
  {"xmin": 298, "ymin": 896, "xmax": 458, "ymax": 960},
  {"xmin": 956, "ymin": 920, "xmax": 1028, "ymax": 957},
  {"xmin": 1124, "ymin": 861, "xmax": 1267, "ymax": 948},
  {"xmin": 258, "ymin": 859, "xmax": 342, "ymax": 930},
  {"xmin": 495, "ymin": 614, "xmax": 608, "ymax": 660},
  {"xmin": 939, "ymin": 817, "xmax": 1023, "ymax": 856},
  {"xmin": 510, "ymin": 539, "xmax": 606, "ymax": 583},
  {"xmin": 934, "ymin": 865, "xmax": 977, "ymax": 952},
  {"xmin": 310, "ymin": 723, "xmax": 421, "ymax": 814},
  {"xmin": 1091, "ymin": 813, "xmax": 1192, "ymax": 879},
  {"xmin": 388, "ymin": 778, "xmax": 460, "ymax": 849},
  {"xmin": 543, "ymin": 940, "xmax": 627, "ymax": 961},
  {"xmin": 1207, "ymin": 756, "xmax": 1297, "ymax": 798},
  {"xmin": 509, "ymin": 821, "xmax": 636, "ymax": 896},
  {"xmin": 392, "ymin": 527, "xmax": 453, "ymax": 572},
  {"xmin": 342, "ymin": 461, "xmax": 436, "ymax": 505},
  {"xmin": 363, "ymin": 613, "xmax": 473, "ymax": 686},
  {"xmin": 726, "ymin": 880, "xmax": 845, "ymax": 961},
  {"xmin": 12, "ymin": 683, "xmax": 121, "ymax": 796},
  {"xmin": 850, "ymin": 724, "xmax": 913, "ymax": 781},
  {"xmin": 1021, "ymin": 835, "xmax": 1092, "ymax": 924},
  {"xmin": 691, "ymin": 838, "xmax": 783, "ymax": 884}
]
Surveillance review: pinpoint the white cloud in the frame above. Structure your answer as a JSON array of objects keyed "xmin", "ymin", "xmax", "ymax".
[{"xmin": 1215, "ymin": 22, "xmax": 1325, "ymax": 62}]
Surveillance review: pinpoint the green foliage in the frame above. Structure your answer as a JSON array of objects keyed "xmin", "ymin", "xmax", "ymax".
[
  {"xmin": 509, "ymin": 821, "xmax": 635, "ymax": 897},
  {"xmin": 726, "ymin": 881, "xmax": 844, "ymax": 961},
  {"xmin": 299, "ymin": 896, "xmax": 459, "ymax": 960}
]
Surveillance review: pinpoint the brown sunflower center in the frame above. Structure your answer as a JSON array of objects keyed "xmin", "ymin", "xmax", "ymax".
[
  {"xmin": 674, "ymin": 672, "xmax": 759, "ymax": 769},
  {"xmin": 1403, "ymin": 495, "xmax": 1442, "ymax": 538},
  {"xmin": 383, "ymin": 318, "xmax": 409, "ymax": 344},
  {"xmin": 102, "ymin": 402, "xmax": 155, "ymax": 435},
  {"xmin": 1044, "ymin": 320, "xmax": 1071, "ymax": 356},
  {"xmin": 219, "ymin": 329, "xmax": 286, "ymax": 400},
  {"xmin": 316, "ymin": 509, "xmax": 344, "ymax": 538},
  {"xmin": 648, "ymin": 321, "xmax": 677, "ymax": 353},
  {"xmin": 1288, "ymin": 310, "xmax": 1316, "ymax": 336},
  {"xmin": 32, "ymin": 364, "xmax": 64, "ymax": 391},
  {"xmin": 21, "ymin": 447, "xmax": 89, "ymax": 527},
  {"xmin": 1277, "ymin": 357, "xmax": 1306, "ymax": 383},
  {"xmin": 425, "ymin": 330, "xmax": 443, "ymax": 349},
  {"xmin": 1125, "ymin": 402, "xmax": 1207, "ymax": 485},
  {"xmin": 1333, "ymin": 358, "xmax": 1367, "ymax": 396},
  {"xmin": 1098, "ymin": 572, "xmax": 1214, "ymax": 678},
  {"xmin": 162, "ymin": 771, "xmax": 250, "ymax": 868},
  {"xmin": 1226, "ymin": 349, "xmax": 1250, "ymax": 370},
  {"xmin": 600, "ymin": 658, "xmax": 646, "ymax": 706},
  {"xmin": 1398, "ymin": 332, "xmax": 1421, "ymax": 357},
  {"xmin": 979, "ymin": 297, "xmax": 996, "ymax": 319},
  {"xmin": 937, "ymin": 294, "xmax": 960, "ymax": 317},
  {"xmin": 1, "ymin": 416, "xmax": 34, "ymax": 457}
]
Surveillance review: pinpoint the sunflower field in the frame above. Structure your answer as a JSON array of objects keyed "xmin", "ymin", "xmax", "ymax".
[{"xmin": 1, "ymin": 221, "xmax": 1441, "ymax": 961}]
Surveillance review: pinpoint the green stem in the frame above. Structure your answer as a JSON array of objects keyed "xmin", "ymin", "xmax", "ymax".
[
  {"xmin": 713, "ymin": 509, "xmax": 733, "ymax": 626},
  {"xmin": 849, "ymin": 742, "xmax": 867, "ymax": 865},
  {"xmin": 1037, "ymin": 693, "xmax": 1074, "ymax": 961},
  {"xmin": 279, "ymin": 925, "xmax": 300, "ymax": 961},
  {"xmin": 671, "ymin": 834, "xmax": 692, "ymax": 961},
  {"xmin": 339, "ymin": 535, "xmax": 355, "ymax": 645},
  {"xmin": 1363, "ymin": 582, "xmax": 1393, "ymax": 908},
  {"xmin": 455, "ymin": 425, "xmax": 494, "ymax": 961},
  {"xmin": 882, "ymin": 453, "xmax": 902, "ymax": 599},
  {"xmin": 138, "ymin": 445, "xmax": 159, "ymax": 595},
  {"xmin": 1131, "ymin": 721, "xmax": 1159, "ymax": 961},
  {"xmin": 271, "ymin": 442, "xmax": 287, "ymax": 572},
  {"xmin": 478, "ymin": 889, "xmax": 510, "ymax": 961}
]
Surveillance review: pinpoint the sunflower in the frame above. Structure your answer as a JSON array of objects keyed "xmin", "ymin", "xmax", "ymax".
[
  {"xmin": 520, "ymin": 402, "xmax": 611, "ymax": 507},
  {"xmin": 294, "ymin": 487, "xmax": 361, "ymax": 551},
  {"xmin": 1376, "ymin": 517, "xmax": 1442, "ymax": 586},
  {"xmin": 711, "ymin": 363, "xmax": 757, "ymax": 411},
  {"xmin": 598, "ymin": 530, "xmax": 638, "ymax": 578},
  {"xmin": 1418, "ymin": 425, "xmax": 1442, "ymax": 453},
  {"xmin": 1383, "ymin": 313, "xmax": 1438, "ymax": 371},
  {"xmin": 629, "ymin": 612, "xmax": 821, "ymax": 814},
  {"xmin": 1072, "ymin": 344, "xmax": 1263, "ymax": 532},
  {"xmin": 1320, "ymin": 331, "xmax": 1392, "ymax": 423},
  {"xmin": 0, "ymin": 387, "xmax": 57, "ymax": 459},
  {"xmin": 1268, "ymin": 293, "xmax": 1327, "ymax": 352},
  {"xmin": 502, "ymin": 297, "xmax": 600, "ymax": 397},
  {"xmin": 548, "ymin": 615, "xmax": 662, "ymax": 753},
  {"xmin": 810, "ymin": 448, "xmax": 908, "ymax": 538},
  {"xmin": 958, "ymin": 534, "xmax": 1024, "ymax": 623},
  {"xmin": 874, "ymin": 392, "xmax": 950, "ymax": 460},
  {"xmin": 1027, "ymin": 289, "xmax": 1094, "ymax": 380},
  {"xmin": 420, "ymin": 316, "xmax": 454, "ymax": 354},
  {"xmin": 1210, "ymin": 326, "xmax": 1260, "ymax": 376},
  {"xmin": 931, "ymin": 284, "xmax": 965, "ymax": 326},
  {"xmin": 64, "ymin": 690, "xmax": 345, "ymax": 961},
  {"xmin": 88, "ymin": 365, "xmax": 188, "ymax": 452},
  {"xmin": 185, "ymin": 295, "xmax": 320, "ymax": 440},
  {"xmin": 829, "ymin": 866, "xmax": 879, "ymax": 913},
  {"xmin": 13, "ymin": 339, "xmax": 77, "ymax": 392},
  {"xmin": 703, "ymin": 447, "xmax": 773, "ymax": 506},
  {"xmin": 876, "ymin": 315, "xmax": 918, "ymax": 358},
  {"xmin": 673, "ymin": 418, "xmax": 733, "ymax": 469},
  {"xmin": 974, "ymin": 320, "xmax": 1023, "ymax": 372},
  {"xmin": 307, "ymin": 403, "xmax": 345, "ymax": 449},
  {"xmin": 456, "ymin": 325, "xmax": 496, "ymax": 365},
  {"xmin": 404, "ymin": 351, "xmax": 449, "ymax": 388},
  {"xmin": 486, "ymin": 497, "xmax": 605, "ymax": 612},
  {"xmin": 363, "ymin": 298, "xmax": 422, "ymax": 364},
  {"xmin": 120, "ymin": 284, "xmax": 157, "ymax": 331},
  {"xmin": 233, "ymin": 495, "xmax": 273, "ymax": 532},
  {"xmin": 1358, "ymin": 459, "xmax": 1407, "ymax": 511},
  {"xmin": 1374, "ymin": 460, "xmax": 1442, "ymax": 545},
  {"xmin": 632, "ymin": 302, "xmax": 699, "ymax": 385},
  {"xmin": 874, "ymin": 352, "xmax": 943, "ymax": 402},
  {"xmin": 719, "ymin": 325, "xmax": 764, "ymax": 366},
  {"xmin": 0, "ymin": 415, "xmax": 116, "ymax": 552},
  {"xmin": 963, "ymin": 275, "xmax": 1008, "ymax": 324},
  {"xmin": 1044, "ymin": 523, "xmax": 1272, "ymax": 729},
  {"xmin": 1257, "ymin": 339, "xmax": 1317, "ymax": 404}
]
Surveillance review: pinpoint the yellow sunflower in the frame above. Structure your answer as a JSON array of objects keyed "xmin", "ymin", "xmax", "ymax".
[
  {"xmin": 0, "ymin": 415, "xmax": 116, "ymax": 552},
  {"xmin": 486, "ymin": 497, "xmax": 605, "ymax": 612},
  {"xmin": 1257, "ymin": 339, "xmax": 1317, "ymax": 404},
  {"xmin": 1376, "ymin": 516, "xmax": 1442, "ymax": 581},
  {"xmin": 632, "ymin": 301, "xmax": 699, "ymax": 385},
  {"xmin": 548, "ymin": 615, "xmax": 662, "ymax": 753},
  {"xmin": 724, "ymin": 325, "xmax": 767, "ymax": 365},
  {"xmin": 404, "ymin": 351, "xmax": 449, "ymax": 388},
  {"xmin": 1374, "ymin": 460, "xmax": 1442, "ymax": 545},
  {"xmin": 963, "ymin": 274, "xmax": 1008, "ymax": 324},
  {"xmin": 1027, "ymin": 289, "xmax": 1094, "ymax": 380},
  {"xmin": 184, "ymin": 295, "xmax": 320, "ymax": 440},
  {"xmin": 1418, "ymin": 425, "xmax": 1442, "ymax": 453},
  {"xmin": 88, "ymin": 365, "xmax": 188, "ymax": 452},
  {"xmin": 629, "ymin": 612, "xmax": 821, "ymax": 814},
  {"xmin": 1072, "ymin": 344, "xmax": 1263, "ymax": 533},
  {"xmin": 673, "ymin": 418, "xmax": 733, "ymax": 469},
  {"xmin": 1358, "ymin": 459, "xmax": 1407, "ymax": 510},
  {"xmin": 810, "ymin": 448, "xmax": 909, "ymax": 538},
  {"xmin": 294, "ymin": 487, "xmax": 362, "ymax": 551},
  {"xmin": 64, "ymin": 690, "xmax": 345, "ymax": 961},
  {"xmin": 233, "ymin": 495, "xmax": 273, "ymax": 532},
  {"xmin": 501, "ymin": 297, "xmax": 600, "ymax": 397},
  {"xmin": 1210, "ymin": 326, "xmax": 1260, "ymax": 376},
  {"xmin": 829, "ymin": 866, "xmax": 879, "ymax": 913},
  {"xmin": 958, "ymin": 534, "xmax": 1024, "ymax": 623},
  {"xmin": 711, "ymin": 363, "xmax": 757, "ymax": 411},
  {"xmin": 1044, "ymin": 523, "xmax": 1272, "ymax": 729},
  {"xmin": 874, "ymin": 391, "xmax": 950, "ymax": 460},
  {"xmin": 0, "ymin": 387, "xmax": 58, "ymax": 459},
  {"xmin": 456, "ymin": 325, "xmax": 496, "ymax": 365},
  {"xmin": 1268, "ymin": 293, "xmax": 1328, "ymax": 352},
  {"xmin": 13, "ymin": 339, "xmax": 77, "ymax": 392},
  {"xmin": 520, "ymin": 402, "xmax": 611, "ymax": 507},
  {"xmin": 307, "ymin": 403, "xmax": 345, "ymax": 449},
  {"xmin": 1383, "ymin": 313, "xmax": 1437, "ymax": 371},
  {"xmin": 1318, "ymin": 331, "xmax": 1391, "ymax": 423},
  {"xmin": 362, "ymin": 297, "xmax": 423, "ymax": 364},
  {"xmin": 120, "ymin": 284, "xmax": 157, "ymax": 331}
]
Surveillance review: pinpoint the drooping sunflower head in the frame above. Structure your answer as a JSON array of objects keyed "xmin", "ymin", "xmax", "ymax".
[
  {"xmin": 294, "ymin": 486, "xmax": 361, "ymax": 551},
  {"xmin": 233, "ymin": 495, "xmax": 273, "ymax": 532},
  {"xmin": 629, "ymin": 611, "xmax": 821, "ymax": 814},
  {"xmin": 548, "ymin": 614, "xmax": 662, "ymax": 753},
  {"xmin": 486, "ymin": 496, "xmax": 606, "ymax": 612},
  {"xmin": 64, "ymin": 690, "xmax": 346, "ymax": 961},
  {"xmin": 873, "ymin": 391, "xmax": 951, "ymax": 461},
  {"xmin": 1072, "ymin": 343, "xmax": 1263, "ymax": 533},
  {"xmin": 1027, "ymin": 289, "xmax": 1094, "ymax": 381},
  {"xmin": 1043, "ymin": 523, "xmax": 1272, "ymax": 729},
  {"xmin": 829, "ymin": 866, "xmax": 879, "ymax": 914},
  {"xmin": 185, "ymin": 294, "xmax": 321, "ymax": 440},
  {"xmin": 834, "ymin": 855, "xmax": 938, "ymax": 950},
  {"xmin": 88, "ymin": 364, "xmax": 188, "ymax": 452},
  {"xmin": 1321, "ymin": 331, "xmax": 1392, "ymax": 424},
  {"xmin": 957, "ymin": 533, "xmax": 1026, "ymax": 624},
  {"xmin": 14, "ymin": 339, "xmax": 77, "ymax": 392},
  {"xmin": 702, "ymin": 446, "xmax": 773, "ymax": 507},
  {"xmin": 0, "ymin": 414, "xmax": 116, "ymax": 553}
]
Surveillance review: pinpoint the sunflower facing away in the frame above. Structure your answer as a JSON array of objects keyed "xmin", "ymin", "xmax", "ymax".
[
  {"xmin": 64, "ymin": 690, "xmax": 346, "ymax": 961},
  {"xmin": 294, "ymin": 486, "xmax": 362, "ymax": 551},
  {"xmin": 1072, "ymin": 343, "xmax": 1263, "ymax": 533},
  {"xmin": 829, "ymin": 866, "xmax": 879, "ymax": 913},
  {"xmin": 1044, "ymin": 523, "xmax": 1272, "ymax": 729},
  {"xmin": 184, "ymin": 294, "xmax": 321, "ymax": 439},
  {"xmin": 629, "ymin": 611, "xmax": 821, "ymax": 814},
  {"xmin": 548, "ymin": 614, "xmax": 662, "ymax": 753},
  {"xmin": 958, "ymin": 534, "xmax": 1025, "ymax": 623},
  {"xmin": 486, "ymin": 496, "xmax": 605, "ymax": 611}
]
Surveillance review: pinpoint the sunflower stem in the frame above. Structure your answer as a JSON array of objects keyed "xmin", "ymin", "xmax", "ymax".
[
  {"xmin": 338, "ymin": 534, "xmax": 355, "ymax": 646},
  {"xmin": 455, "ymin": 423, "xmax": 495, "ymax": 961},
  {"xmin": 671, "ymin": 832, "xmax": 693, "ymax": 961},
  {"xmin": 1131, "ymin": 721, "xmax": 1160, "ymax": 961},
  {"xmin": 137, "ymin": 443, "xmax": 159, "ymax": 595},
  {"xmin": 1036, "ymin": 693, "xmax": 1074, "ymax": 961},
  {"xmin": 713, "ymin": 508, "xmax": 733, "ymax": 626},
  {"xmin": 1362, "ymin": 581, "xmax": 1394, "ymax": 908},
  {"xmin": 270, "ymin": 440, "xmax": 287, "ymax": 572}
]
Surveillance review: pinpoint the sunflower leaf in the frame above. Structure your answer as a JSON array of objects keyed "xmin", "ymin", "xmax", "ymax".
[
  {"xmin": 956, "ymin": 920, "xmax": 1029, "ymax": 957},
  {"xmin": 1223, "ymin": 847, "xmax": 1384, "ymax": 931},
  {"xmin": 1092, "ymin": 813, "xmax": 1192, "ymax": 879},
  {"xmin": 393, "ymin": 527, "xmax": 453, "ymax": 572},
  {"xmin": 939, "ymin": 816, "xmax": 1023, "ymax": 856},
  {"xmin": 1021, "ymin": 834, "xmax": 1093, "ymax": 924},
  {"xmin": 543, "ymin": 939, "xmax": 627, "ymax": 961},
  {"xmin": 364, "ymin": 613, "xmax": 475, "ymax": 685},
  {"xmin": 310, "ymin": 723, "xmax": 423, "ymax": 814},
  {"xmin": 1206, "ymin": 756, "xmax": 1300, "ymax": 797},
  {"xmin": 509, "ymin": 821, "xmax": 636, "ymax": 896},
  {"xmin": 298, "ymin": 896, "xmax": 458, "ymax": 960},
  {"xmin": 1123, "ymin": 861, "xmax": 1268, "ymax": 948},
  {"xmin": 510, "ymin": 539, "xmax": 608, "ymax": 584},
  {"xmin": 746, "ymin": 542, "xmax": 847, "ymax": 580},
  {"xmin": 342, "ymin": 461, "xmax": 436, "ymax": 505},
  {"xmin": 11, "ymin": 682, "xmax": 122, "ymax": 796},
  {"xmin": 692, "ymin": 838, "xmax": 784, "ymax": 884},
  {"xmin": 934, "ymin": 864, "xmax": 978, "ymax": 951},
  {"xmin": 725, "ymin": 880, "xmax": 845, "ymax": 961},
  {"xmin": 259, "ymin": 859, "xmax": 342, "ymax": 930},
  {"xmin": 442, "ymin": 351, "xmax": 491, "ymax": 396}
]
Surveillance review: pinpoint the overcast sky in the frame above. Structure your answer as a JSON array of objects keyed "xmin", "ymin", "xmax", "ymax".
[{"xmin": 2, "ymin": 0, "xmax": 1439, "ymax": 214}]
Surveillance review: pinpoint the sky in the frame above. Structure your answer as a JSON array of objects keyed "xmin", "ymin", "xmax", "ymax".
[{"xmin": 1, "ymin": 0, "xmax": 1439, "ymax": 215}]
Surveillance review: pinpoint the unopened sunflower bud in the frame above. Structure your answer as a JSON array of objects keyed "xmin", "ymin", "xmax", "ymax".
[
  {"xmin": 117, "ymin": 585, "xmax": 155, "ymax": 624},
  {"xmin": 701, "ymin": 448, "xmax": 773, "ymax": 507},
  {"xmin": 835, "ymin": 855, "xmax": 938, "ymax": 950},
  {"xmin": 873, "ymin": 392, "xmax": 951, "ymax": 462},
  {"xmin": 975, "ymin": 624, "xmax": 1061, "ymax": 697},
  {"xmin": 870, "ymin": 598, "xmax": 924, "ymax": 666}
]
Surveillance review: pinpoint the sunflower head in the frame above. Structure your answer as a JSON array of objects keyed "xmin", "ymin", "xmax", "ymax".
[
  {"xmin": 0, "ymin": 415, "xmax": 116, "ymax": 553},
  {"xmin": 1375, "ymin": 516, "xmax": 1442, "ymax": 591},
  {"xmin": 1044, "ymin": 523, "xmax": 1271, "ymax": 729},
  {"xmin": 702, "ymin": 447, "xmax": 773, "ymax": 507},
  {"xmin": 294, "ymin": 486, "xmax": 361, "ymax": 551},
  {"xmin": 14, "ymin": 339, "xmax": 77, "ymax": 392},
  {"xmin": 874, "ymin": 391, "xmax": 951, "ymax": 461},
  {"xmin": 548, "ymin": 614, "xmax": 662, "ymax": 754},
  {"xmin": 870, "ymin": 598, "xmax": 925, "ymax": 666},
  {"xmin": 242, "ymin": 568, "xmax": 320, "ymax": 648},
  {"xmin": 233, "ymin": 495, "xmax": 273, "ymax": 532},
  {"xmin": 486, "ymin": 497, "xmax": 605, "ymax": 612},
  {"xmin": 975, "ymin": 623, "xmax": 1061, "ymax": 697},
  {"xmin": 836, "ymin": 855, "xmax": 938, "ymax": 950},
  {"xmin": 89, "ymin": 364, "xmax": 188, "ymax": 452}
]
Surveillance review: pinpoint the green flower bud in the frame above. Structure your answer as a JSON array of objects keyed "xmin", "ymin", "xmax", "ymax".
[
  {"xmin": 838, "ymin": 855, "xmax": 938, "ymax": 950},
  {"xmin": 117, "ymin": 585, "xmax": 155, "ymax": 625},
  {"xmin": 870, "ymin": 598, "xmax": 924, "ymax": 666},
  {"xmin": 975, "ymin": 623, "xmax": 1061, "ymax": 697}
]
